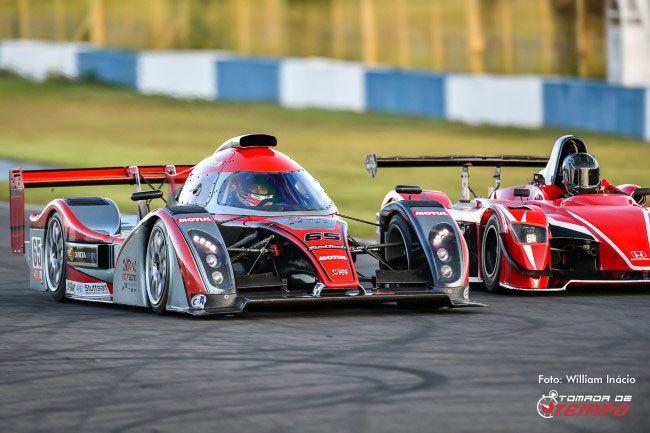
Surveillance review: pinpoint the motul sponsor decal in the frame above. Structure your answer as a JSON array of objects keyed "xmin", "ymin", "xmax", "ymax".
[
  {"xmin": 177, "ymin": 216, "xmax": 213, "ymax": 224},
  {"xmin": 413, "ymin": 211, "xmax": 448, "ymax": 217},
  {"xmin": 318, "ymin": 255, "xmax": 347, "ymax": 261}
]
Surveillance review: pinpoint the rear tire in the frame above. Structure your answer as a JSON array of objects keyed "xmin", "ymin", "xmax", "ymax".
[
  {"xmin": 145, "ymin": 221, "xmax": 171, "ymax": 315},
  {"xmin": 481, "ymin": 214, "xmax": 503, "ymax": 292},
  {"xmin": 45, "ymin": 213, "xmax": 66, "ymax": 302}
]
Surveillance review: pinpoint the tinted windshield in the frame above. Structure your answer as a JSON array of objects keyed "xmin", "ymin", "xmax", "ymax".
[{"xmin": 216, "ymin": 170, "xmax": 333, "ymax": 212}]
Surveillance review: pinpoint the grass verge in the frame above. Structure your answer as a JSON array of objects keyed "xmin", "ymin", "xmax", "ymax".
[{"xmin": 1, "ymin": 73, "xmax": 648, "ymax": 237}]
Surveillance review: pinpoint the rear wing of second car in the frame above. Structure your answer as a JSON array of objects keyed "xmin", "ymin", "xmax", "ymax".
[
  {"xmin": 9, "ymin": 164, "xmax": 194, "ymax": 254},
  {"xmin": 365, "ymin": 154, "xmax": 549, "ymax": 201}
]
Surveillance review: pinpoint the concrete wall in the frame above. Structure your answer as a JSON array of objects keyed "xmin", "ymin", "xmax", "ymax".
[
  {"xmin": 0, "ymin": 40, "xmax": 90, "ymax": 81},
  {"xmin": 280, "ymin": 58, "xmax": 366, "ymax": 111},
  {"xmin": 138, "ymin": 51, "xmax": 229, "ymax": 99},
  {"xmin": 446, "ymin": 75, "xmax": 543, "ymax": 128}
]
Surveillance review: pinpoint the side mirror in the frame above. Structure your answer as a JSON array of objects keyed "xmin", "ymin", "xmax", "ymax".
[
  {"xmin": 532, "ymin": 173, "xmax": 545, "ymax": 185},
  {"xmin": 131, "ymin": 190, "xmax": 164, "ymax": 201},
  {"xmin": 514, "ymin": 188, "xmax": 531, "ymax": 198},
  {"xmin": 131, "ymin": 190, "xmax": 164, "ymax": 219},
  {"xmin": 632, "ymin": 187, "xmax": 650, "ymax": 205},
  {"xmin": 396, "ymin": 185, "xmax": 423, "ymax": 195}
]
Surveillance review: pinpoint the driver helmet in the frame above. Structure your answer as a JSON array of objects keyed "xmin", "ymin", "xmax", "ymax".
[
  {"xmin": 561, "ymin": 152, "xmax": 601, "ymax": 195},
  {"xmin": 236, "ymin": 174, "xmax": 276, "ymax": 207}
]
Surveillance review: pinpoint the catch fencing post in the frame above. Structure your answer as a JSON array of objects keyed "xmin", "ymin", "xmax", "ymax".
[
  {"xmin": 576, "ymin": 0, "xmax": 589, "ymax": 77},
  {"xmin": 54, "ymin": 0, "xmax": 66, "ymax": 40},
  {"xmin": 539, "ymin": 0, "xmax": 553, "ymax": 74},
  {"xmin": 465, "ymin": 0, "xmax": 484, "ymax": 73},
  {"xmin": 430, "ymin": 0, "xmax": 444, "ymax": 71},
  {"xmin": 396, "ymin": 0, "xmax": 411, "ymax": 68},
  {"xmin": 361, "ymin": 0, "xmax": 377, "ymax": 65},
  {"xmin": 17, "ymin": 0, "xmax": 31, "ymax": 39},
  {"xmin": 235, "ymin": 0, "xmax": 252, "ymax": 54},
  {"xmin": 498, "ymin": 0, "xmax": 513, "ymax": 74},
  {"xmin": 89, "ymin": 0, "xmax": 106, "ymax": 46},
  {"xmin": 331, "ymin": 0, "xmax": 344, "ymax": 59}
]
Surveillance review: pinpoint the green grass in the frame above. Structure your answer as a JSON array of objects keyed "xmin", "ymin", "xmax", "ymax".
[{"xmin": 1, "ymin": 74, "xmax": 648, "ymax": 237}]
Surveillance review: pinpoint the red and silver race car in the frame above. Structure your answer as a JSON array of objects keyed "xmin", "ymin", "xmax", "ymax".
[
  {"xmin": 9, "ymin": 134, "xmax": 482, "ymax": 315},
  {"xmin": 366, "ymin": 135, "xmax": 650, "ymax": 292}
]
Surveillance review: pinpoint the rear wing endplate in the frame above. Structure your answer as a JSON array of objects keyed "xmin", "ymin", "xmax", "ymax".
[{"xmin": 9, "ymin": 164, "xmax": 193, "ymax": 254}]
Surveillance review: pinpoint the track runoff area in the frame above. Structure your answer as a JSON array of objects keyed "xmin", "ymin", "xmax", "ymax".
[{"xmin": 0, "ymin": 204, "xmax": 648, "ymax": 432}]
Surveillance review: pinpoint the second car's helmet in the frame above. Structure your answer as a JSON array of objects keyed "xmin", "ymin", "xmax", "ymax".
[{"xmin": 561, "ymin": 152, "xmax": 601, "ymax": 195}]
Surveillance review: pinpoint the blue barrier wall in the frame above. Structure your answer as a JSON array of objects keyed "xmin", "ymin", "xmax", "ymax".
[
  {"xmin": 543, "ymin": 80, "xmax": 646, "ymax": 139},
  {"xmin": 1, "ymin": 40, "xmax": 647, "ymax": 141},
  {"xmin": 216, "ymin": 58, "xmax": 279, "ymax": 101},
  {"xmin": 366, "ymin": 69, "xmax": 445, "ymax": 118},
  {"xmin": 77, "ymin": 50, "xmax": 138, "ymax": 88}
]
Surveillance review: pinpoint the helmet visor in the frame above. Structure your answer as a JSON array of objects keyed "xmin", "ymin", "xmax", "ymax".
[{"xmin": 566, "ymin": 166, "xmax": 599, "ymax": 188}]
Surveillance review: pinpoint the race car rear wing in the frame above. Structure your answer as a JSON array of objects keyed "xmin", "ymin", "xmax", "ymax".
[
  {"xmin": 365, "ymin": 154, "xmax": 549, "ymax": 201},
  {"xmin": 9, "ymin": 164, "xmax": 193, "ymax": 254}
]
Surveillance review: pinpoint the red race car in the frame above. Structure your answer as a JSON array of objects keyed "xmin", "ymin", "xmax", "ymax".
[
  {"xmin": 9, "ymin": 134, "xmax": 483, "ymax": 315},
  {"xmin": 366, "ymin": 135, "xmax": 650, "ymax": 292}
]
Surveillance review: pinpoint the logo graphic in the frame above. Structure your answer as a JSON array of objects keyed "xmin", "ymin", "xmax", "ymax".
[
  {"xmin": 630, "ymin": 250, "xmax": 648, "ymax": 261},
  {"xmin": 191, "ymin": 294, "xmax": 207, "ymax": 308},
  {"xmin": 177, "ymin": 216, "xmax": 213, "ymax": 224},
  {"xmin": 537, "ymin": 390, "xmax": 559, "ymax": 418},
  {"xmin": 319, "ymin": 255, "xmax": 347, "ymax": 261},
  {"xmin": 413, "ymin": 211, "xmax": 448, "ymax": 217},
  {"xmin": 331, "ymin": 268, "xmax": 349, "ymax": 276}
]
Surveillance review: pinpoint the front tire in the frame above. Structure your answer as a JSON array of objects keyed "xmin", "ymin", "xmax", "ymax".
[
  {"xmin": 145, "ymin": 221, "xmax": 171, "ymax": 315},
  {"xmin": 384, "ymin": 214, "xmax": 416, "ymax": 270},
  {"xmin": 481, "ymin": 214, "xmax": 503, "ymax": 292},
  {"xmin": 45, "ymin": 213, "xmax": 66, "ymax": 302}
]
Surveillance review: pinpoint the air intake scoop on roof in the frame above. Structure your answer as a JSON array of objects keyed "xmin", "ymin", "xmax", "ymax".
[{"xmin": 216, "ymin": 134, "xmax": 277, "ymax": 153}]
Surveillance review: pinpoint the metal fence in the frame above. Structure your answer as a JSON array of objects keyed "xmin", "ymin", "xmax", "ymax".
[{"xmin": 0, "ymin": 0, "xmax": 606, "ymax": 78}]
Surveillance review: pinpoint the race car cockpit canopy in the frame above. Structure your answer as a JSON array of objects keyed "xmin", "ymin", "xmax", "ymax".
[
  {"xmin": 215, "ymin": 170, "xmax": 333, "ymax": 213},
  {"xmin": 539, "ymin": 135, "xmax": 588, "ymax": 188},
  {"xmin": 177, "ymin": 134, "xmax": 336, "ymax": 215}
]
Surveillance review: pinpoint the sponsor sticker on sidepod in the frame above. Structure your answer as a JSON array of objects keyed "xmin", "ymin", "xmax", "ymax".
[
  {"xmin": 413, "ymin": 211, "xmax": 448, "ymax": 217},
  {"xmin": 318, "ymin": 255, "xmax": 347, "ymax": 261},
  {"xmin": 177, "ymin": 216, "xmax": 213, "ymax": 224}
]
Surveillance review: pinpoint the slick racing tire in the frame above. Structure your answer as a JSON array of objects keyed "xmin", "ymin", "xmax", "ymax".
[
  {"xmin": 481, "ymin": 213, "xmax": 503, "ymax": 292},
  {"xmin": 45, "ymin": 213, "xmax": 67, "ymax": 302},
  {"xmin": 384, "ymin": 214, "xmax": 416, "ymax": 270},
  {"xmin": 145, "ymin": 221, "xmax": 171, "ymax": 315}
]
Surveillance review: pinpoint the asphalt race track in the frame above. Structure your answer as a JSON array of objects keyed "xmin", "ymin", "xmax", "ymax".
[{"xmin": 0, "ymin": 204, "xmax": 648, "ymax": 433}]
